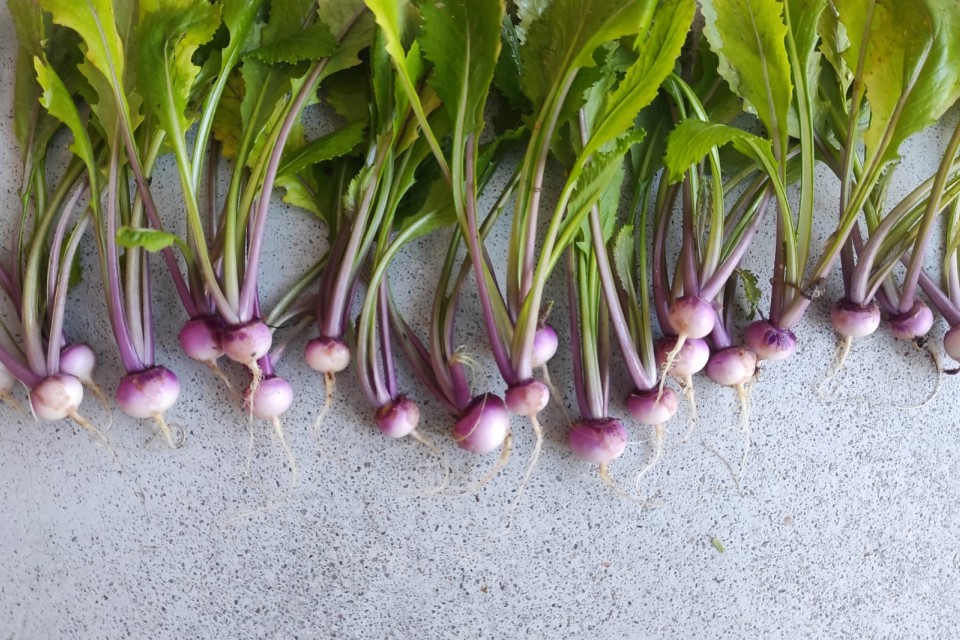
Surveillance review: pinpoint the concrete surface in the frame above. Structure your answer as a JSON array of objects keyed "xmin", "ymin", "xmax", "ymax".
[{"xmin": 2, "ymin": 8, "xmax": 960, "ymax": 639}]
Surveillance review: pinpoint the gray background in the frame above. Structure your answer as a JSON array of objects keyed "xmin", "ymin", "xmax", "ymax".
[{"xmin": 1, "ymin": 7, "xmax": 959, "ymax": 639}]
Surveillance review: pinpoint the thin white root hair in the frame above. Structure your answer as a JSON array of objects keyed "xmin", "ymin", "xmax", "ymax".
[
  {"xmin": 440, "ymin": 433, "xmax": 514, "ymax": 496},
  {"xmin": 152, "ymin": 412, "xmax": 185, "ymax": 449},
  {"xmin": 701, "ymin": 437, "xmax": 745, "ymax": 497},
  {"xmin": 86, "ymin": 380, "xmax": 112, "ymax": 416},
  {"xmin": 490, "ymin": 415, "xmax": 546, "ymax": 539},
  {"xmin": 680, "ymin": 376, "xmax": 698, "ymax": 443},
  {"xmin": 218, "ymin": 416, "xmax": 301, "ymax": 528},
  {"xmin": 657, "ymin": 334, "xmax": 686, "ymax": 402},
  {"xmin": 599, "ymin": 463, "xmax": 659, "ymax": 510},
  {"xmin": 244, "ymin": 415, "xmax": 256, "ymax": 478},
  {"xmin": 818, "ymin": 335, "xmax": 852, "ymax": 400},
  {"xmin": 311, "ymin": 373, "xmax": 345, "ymax": 468},
  {"xmin": 735, "ymin": 382, "xmax": 752, "ymax": 485},
  {"xmin": 268, "ymin": 416, "xmax": 298, "ymax": 503},
  {"xmin": 245, "ymin": 361, "xmax": 264, "ymax": 421},
  {"xmin": 312, "ymin": 372, "xmax": 335, "ymax": 437},
  {"xmin": 634, "ymin": 424, "xmax": 665, "ymax": 498},
  {"xmin": 407, "ymin": 430, "xmax": 452, "ymax": 494},
  {"xmin": 69, "ymin": 410, "xmax": 123, "ymax": 469},
  {"xmin": 205, "ymin": 360, "xmax": 237, "ymax": 396},
  {"xmin": 903, "ymin": 340, "xmax": 944, "ymax": 410},
  {"xmin": 0, "ymin": 391, "xmax": 27, "ymax": 418},
  {"xmin": 540, "ymin": 364, "xmax": 573, "ymax": 426}
]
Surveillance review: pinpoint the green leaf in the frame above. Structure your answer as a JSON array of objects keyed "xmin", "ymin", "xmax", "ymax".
[
  {"xmin": 33, "ymin": 57, "xmax": 97, "ymax": 176},
  {"xmin": 736, "ymin": 268, "xmax": 762, "ymax": 320},
  {"xmin": 817, "ymin": 1, "xmax": 852, "ymax": 92},
  {"xmin": 261, "ymin": 0, "xmax": 314, "ymax": 44},
  {"xmin": 519, "ymin": 0, "xmax": 656, "ymax": 109},
  {"xmin": 8, "ymin": 0, "xmax": 45, "ymax": 58},
  {"xmin": 275, "ymin": 173, "xmax": 323, "ymax": 217},
  {"xmin": 133, "ymin": 0, "xmax": 222, "ymax": 141},
  {"xmin": 14, "ymin": 49, "xmax": 43, "ymax": 154},
  {"xmin": 835, "ymin": 0, "xmax": 960, "ymax": 164},
  {"xmin": 39, "ymin": 0, "xmax": 126, "ymax": 86},
  {"xmin": 325, "ymin": 66, "xmax": 371, "ymax": 125},
  {"xmin": 783, "ymin": 0, "xmax": 826, "ymax": 135},
  {"xmin": 700, "ymin": 0, "xmax": 793, "ymax": 162},
  {"xmin": 117, "ymin": 226, "xmax": 186, "ymax": 253},
  {"xmin": 664, "ymin": 119, "xmax": 773, "ymax": 183},
  {"xmin": 212, "ymin": 70, "xmax": 244, "ymax": 157},
  {"xmin": 630, "ymin": 94, "xmax": 671, "ymax": 186},
  {"xmin": 493, "ymin": 12, "xmax": 529, "ymax": 115},
  {"xmin": 420, "ymin": 0, "xmax": 504, "ymax": 136},
  {"xmin": 246, "ymin": 21, "xmax": 338, "ymax": 64},
  {"xmin": 582, "ymin": 0, "xmax": 694, "ymax": 160},
  {"xmin": 568, "ymin": 131, "xmax": 641, "ymax": 225},
  {"xmin": 279, "ymin": 121, "xmax": 367, "ymax": 176},
  {"xmin": 612, "ymin": 224, "xmax": 637, "ymax": 298}
]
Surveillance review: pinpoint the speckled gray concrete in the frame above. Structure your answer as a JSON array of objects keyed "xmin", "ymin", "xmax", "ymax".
[{"xmin": 3, "ymin": 10, "xmax": 960, "ymax": 640}]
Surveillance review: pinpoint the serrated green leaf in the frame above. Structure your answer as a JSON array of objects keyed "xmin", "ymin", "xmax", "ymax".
[
  {"xmin": 519, "ymin": 0, "xmax": 655, "ymax": 109},
  {"xmin": 276, "ymin": 173, "xmax": 323, "ymax": 217},
  {"xmin": 117, "ymin": 226, "xmax": 186, "ymax": 253},
  {"xmin": 39, "ymin": 0, "xmax": 126, "ymax": 86},
  {"xmin": 262, "ymin": 0, "xmax": 314, "ymax": 44},
  {"xmin": 630, "ymin": 94, "xmax": 671, "ymax": 186},
  {"xmin": 133, "ymin": 0, "xmax": 222, "ymax": 141},
  {"xmin": 582, "ymin": 0, "xmax": 693, "ymax": 160},
  {"xmin": 279, "ymin": 121, "xmax": 367, "ymax": 176},
  {"xmin": 212, "ymin": 70, "xmax": 244, "ymax": 157},
  {"xmin": 700, "ymin": 0, "xmax": 793, "ymax": 162},
  {"xmin": 364, "ymin": 0, "xmax": 410, "ymax": 73},
  {"xmin": 612, "ymin": 224, "xmax": 637, "ymax": 296},
  {"xmin": 664, "ymin": 119, "xmax": 773, "ymax": 183},
  {"xmin": 817, "ymin": 0, "xmax": 851, "ymax": 91},
  {"xmin": 568, "ymin": 131, "xmax": 642, "ymax": 224},
  {"xmin": 835, "ymin": 0, "xmax": 960, "ymax": 165},
  {"xmin": 494, "ymin": 12, "xmax": 529, "ymax": 115},
  {"xmin": 8, "ymin": 0, "xmax": 45, "ymax": 58},
  {"xmin": 736, "ymin": 268, "xmax": 762, "ymax": 320},
  {"xmin": 325, "ymin": 66, "xmax": 371, "ymax": 124},
  {"xmin": 783, "ymin": 0, "xmax": 826, "ymax": 136},
  {"xmin": 246, "ymin": 21, "xmax": 337, "ymax": 64},
  {"xmin": 420, "ymin": 0, "xmax": 504, "ymax": 137},
  {"xmin": 14, "ymin": 49, "xmax": 43, "ymax": 154},
  {"xmin": 33, "ymin": 57, "xmax": 97, "ymax": 176}
]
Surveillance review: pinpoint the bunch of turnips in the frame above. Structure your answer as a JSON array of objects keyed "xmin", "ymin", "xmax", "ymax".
[{"xmin": 3, "ymin": 0, "xmax": 960, "ymax": 492}]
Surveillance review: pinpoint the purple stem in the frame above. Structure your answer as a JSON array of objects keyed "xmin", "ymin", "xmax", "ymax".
[
  {"xmin": 589, "ymin": 202, "xmax": 655, "ymax": 390},
  {"xmin": 395, "ymin": 309, "xmax": 458, "ymax": 412},
  {"xmin": 464, "ymin": 136, "xmax": 516, "ymax": 384},
  {"xmin": 700, "ymin": 190, "xmax": 772, "ymax": 300},
  {"xmin": 46, "ymin": 215, "xmax": 90, "ymax": 374},
  {"xmin": 710, "ymin": 311, "xmax": 732, "ymax": 350},
  {"xmin": 120, "ymin": 129, "xmax": 198, "ymax": 319},
  {"xmin": 105, "ymin": 144, "xmax": 145, "ymax": 374},
  {"xmin": 652, "ymin": 184, "xmax": 676, "ymax": 334},
  {"xmin": 239, "ymin": 57, "xmax": 333, "ymax": 320},
  {"xmin": 769, "ymin": 198, "xmax": 787, "ymax": 327},
  {"xmin": 918, "ymin": 269, "xmax": 960, "ymax": 325},
  {"xmin": 0, "ymin": 345, "xmax": 41, "ymax": 388},
  {"xmin": 565, "ymin": 249, "xmax": 591, "ymax": 419},
  {"xmin": 141, "ymin": 252, "xmax": 155, "ymax": 366},
  {"xmin": 378, "ymin": 278, "xmax": 397, "ymax": 400},
  {"xmin": 321, "ymin": 145, "xmax": 389, "ymax": 338},
  {"xmin": 680, "ymin": 178, "xmax": 700, "ymax": 296},
  {"xmin": 46, "ymin": 183, "xmax": 86, "ymax": 304},
  {"xmin": 897, "ymin": 122, "xmax": 960, "ymax": 313}
]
